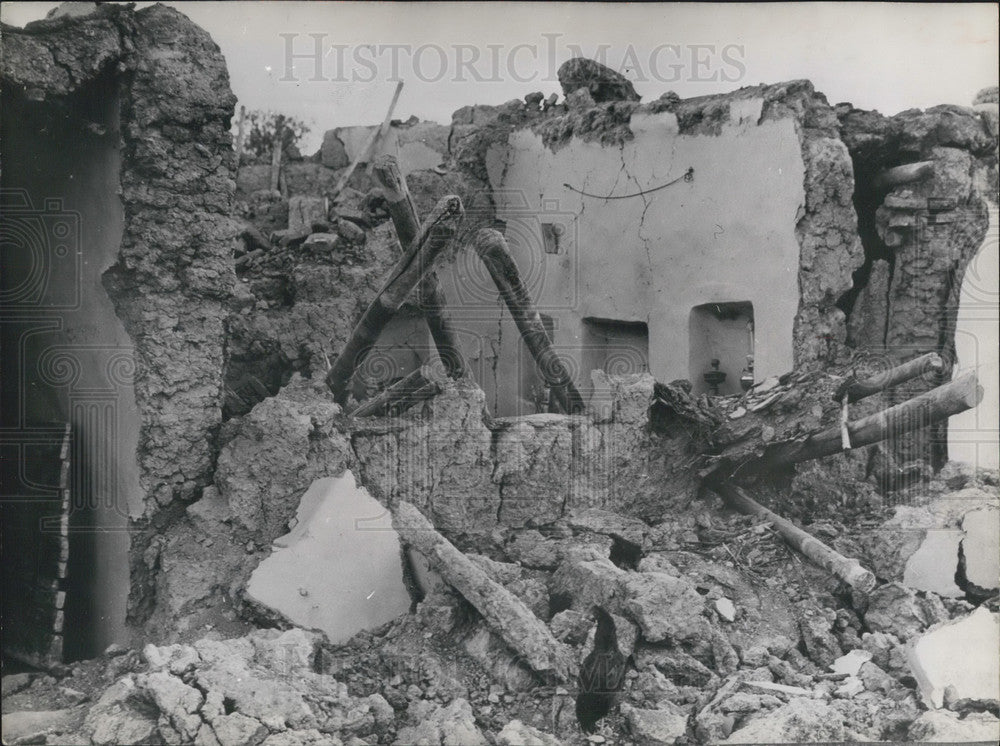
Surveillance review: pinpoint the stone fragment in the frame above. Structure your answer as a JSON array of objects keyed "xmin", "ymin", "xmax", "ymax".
[
  {"xmin": 288, "ymin": 195, "xmax": 327, "ymax": 233},
  {"xmin": 496, "ymin": 720, "xmax": 562, "ymax": 746},
  {"xmin": 302, "ymin": 232, "xmax": 339, "ymax": 253},
  {"xmin": 392, "ymin": 699, "xmax": 487, "ymax": 746},
  {"xmin": 974, "ymin": 86, "xmax": 999, "ymax": 105},
  {"xmin": 506, "ymin": 529, "xmax": 562, "ymax": 569},
  {"xmin": 83, "ymin": 676, "xmax": 158, "ymax": 746},
  {"xmin": 721, "ymin": 698, "xmax": 844, "ymax": 744},
  {"xmin": 908, "ymin": 710, "xmax": 1000, "ymax": 742},
  {"xmin": 246, "ymin": 471, "xmax": 411, "ymax": 644},
  {"xmin": 549, "ymin": 609, "xmax": 593, "ymax": 645},
  {"xmin": 797, "ymin": 606, "xmax": 842, "ymax": 667},
  {"xmin": 321, "ymin": 130, "xmax": 350, "ymax": 169},
  {"xmin": 864, "ymin": 582, "xmax": 948, "ymax": 640},
  {"xmin": 263, "ymin": 730, "xmax": 342, "ymax": 746},
  {"xmin": 553, "ymin": 558, "xmax": 705, "ymax": 643},
  {"xmin": 1, "ymin": 672, "xmax": 35, "ymax": 697},
  {"xmin": 834, "ymin": 676, "xmax": 864, "ymax": 698},
  {"xmin": 908, "ymin": 607, "xmax": 1000, "ymax": 709},
  {"xmin": 557, "ymin": 57, "xmax": 640, "ymax": 103},
  {"xmin": 1, "ymin": 709, "xmax": 81, "ymax": 743},
  {"xmin": 211, "ymin": 712, "xmax": 269, "ymax": 746},
  {"xmin": 139, "ymin": 670, "xmax": 204, "ymax": 741},
  {"xmin": 336, "ymin": 218, "xmax": 367, "ymax": 243},
  {"xmin": 622, "ymin": 703, "xmax": 688, "ymax": 744},
  {"xmin": 715, "ymin": 597, "xmax": 736, "ymax": 622}
]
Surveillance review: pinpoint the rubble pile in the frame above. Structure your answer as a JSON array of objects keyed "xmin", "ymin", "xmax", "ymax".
[
  {"xmin": 2, "ymin": 4, "xmax": 998, "ymax": 745},
  {"xmin": 4, "ymin": 459, "xmax": 998, "ymax": 743}
]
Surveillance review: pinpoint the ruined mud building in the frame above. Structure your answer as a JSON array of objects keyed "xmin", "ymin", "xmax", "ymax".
[{"xmin": 2, "ymin": 4, "xmax": 999, "ymax": 745}]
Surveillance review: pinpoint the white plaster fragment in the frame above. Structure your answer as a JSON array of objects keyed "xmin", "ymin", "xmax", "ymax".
[
  {"xmin": 830, "ymin": 649, "xmax": 872, "ymax": 677},
  {"xmin": 902, "ymin": 529, "xmax": 965, "ymax": 597},
  {"xmin": 908, "ymin": 607, "xmax": 1000, "ymax": 709},
  {"xmin": 961, "ymin": 506, "xmax": 1000, "ymax": 590},
  {"xmin": 246, "ymin": 471, "xmax": 411, "ymax": 644}
]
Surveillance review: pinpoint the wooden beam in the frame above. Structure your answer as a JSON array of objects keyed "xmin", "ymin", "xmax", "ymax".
[
  {"xmin": 350, "ymin": 364, "xmax": 447, "ymax": 418},
  {"xmin": 371, "ymin": 155, "xmax": 468, "ymax": 378},
  {"xmin": 269, "ymin": 121, "xmax": 283, "ymax": 192},
  {"xmin": 333, "ymin": 81, "xmax": 404, "ymax": 198},
  {"xmin": 839, "ymin": 352, "xmax": 944, "ymax": 403},
  {"xmin": 325, "ymin": 196, "xmax": 464, "ymax": 404},
  {"xmin": 740, "ymin": 370, "xmax": 982, "ymax": 475},
  {"xmin": 471, "ymin": 228, "xmax": 585, "ymax": 415},
  {"xmin": 393, "ymin": 501, "xmax": 577, "ymax": 682},
  {"xmin": 710, "ymin": 482, "xmax": 877, "ymax": 592},
  {"xmin": 874, "ymin": 160, "xmax": 934, "ymax": 191}
]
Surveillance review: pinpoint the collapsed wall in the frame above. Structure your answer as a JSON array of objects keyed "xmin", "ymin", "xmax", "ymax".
[
  {"xmin": 3, "ymin": 1, "xmax": 996, "ymax": 676},
  {"xmin": 1, "ymin": 3, "xmax": 239, "ymax": 657},
  {"xmin": 837, "ymin": 101, "xmax": 997, "ymax": 473}
]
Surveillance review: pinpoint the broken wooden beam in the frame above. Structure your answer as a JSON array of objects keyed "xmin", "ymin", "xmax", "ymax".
[
  {"xmin": 365, "ymin": 81, "xmax": 405, "ymax": 176},
  {"xmin": 737, "ymin": 370, "xmax": 982, "ymax": 476},
  {"xmin": 333, "ymin": 81, "xmax": 404, "ymax": 198},
  {"xmin": 710, "ymin": 482, "xmax": 877, "ymax": 592},
  {"xmin": 350, "ymin": 364, "xmax": 447, "ymax": 418},
  {"xmin": 874, "ymin": 160, "xmax": 934, "ymax": 191},
  {"xmin": 392, "ymin": 501, "xmax": 577, "ymax": 682},
  {"xmin": 372, "ymin": 155, "xmax": 467, "ymax": 378},
  {"xmin": 838, "ymin": 352, "xmax": 944, "ymax": 403},
  {"xmin": 325, "ymin": 196, "xmax": 464, "ymax": 404},
  {"xmin": 471, "ymin": 228, "xmax": 585, "ymax": 415}
]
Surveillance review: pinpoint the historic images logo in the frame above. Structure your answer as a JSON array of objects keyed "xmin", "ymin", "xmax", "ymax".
[{"xmin": 280, "ymin": 34, "xmax": 746, "ymax": 85}]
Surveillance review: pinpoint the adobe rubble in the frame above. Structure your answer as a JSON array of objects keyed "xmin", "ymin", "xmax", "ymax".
[{"xmin": 3, "ymin": 9, "xmax": 1000, "ymax": 744}]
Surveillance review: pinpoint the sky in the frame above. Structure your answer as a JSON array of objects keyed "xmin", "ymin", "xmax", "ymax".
[{"xmin": 3, "ymin": 2, "xmax": 998, "ymax": 153}]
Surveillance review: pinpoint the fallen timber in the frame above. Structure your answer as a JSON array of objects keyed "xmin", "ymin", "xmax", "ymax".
[
  {"xmin": 472, "ymin": 228, "xmax": 586, "ymax": 415},
  {"xmin": 728, "ymin": 370, "xmax": 982, "ymax": 478},
  {"xmin": 392, "ymin": 501, "xmax": 577, "ymax": 683},
  {"xmin": 371, "ymin": 155, "xmax": 468, "ymax": 378},
  {"xmin": 836, "ymin": 351, "xmax": 944, "ymax": 404},
  {"xmin": 325, "ymin": 195, "xmax": 464, "ymax": 404},
  {"xmin": 708, "ymin": 481, "xmax": 877, "ymax": 592},
  {"xmin": 350, "ymin": 365, "xmax": 447, "ymax": 418}
]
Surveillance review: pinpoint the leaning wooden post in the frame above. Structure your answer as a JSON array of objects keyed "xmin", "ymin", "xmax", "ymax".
[
  {"xmin": 269, "ymin": 120, "xmax": 283, "ymax": 192},
  {"xmin": 393, "ymin": 501, "xmax": 577, "ymax": 682},
  {"xmin": 234, "ymin": 105, "xmax": 247, "ymax": 170},
  {"xmin": 472, "ymin": 228, "xmax": 585, "ymax": 415},
  {"xmin": 332, "ymin": 81, "xmax": 404, "ymax": 199},
  {"xmin": 372, "ymin": 155, "xmax": 468, "ymax": 378},
  {"xmin": 325, "ymin": 196, "xmax": 464, "ymax": 404},
  {"xmin": 739, "ymin": 370, "xmax": 982, "ymax": 476},
  {"xmin": 709, "ymin": 483, "xmax": 877, "ymax": 592},
  {"xmin": 838, "ymin": 352, "xmax": 944, "ymax": 403}
]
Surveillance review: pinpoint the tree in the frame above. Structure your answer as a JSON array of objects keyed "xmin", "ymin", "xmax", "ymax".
[{"xmin": 239, "ymin": 110, "xmax": 310, "ymax": 159}]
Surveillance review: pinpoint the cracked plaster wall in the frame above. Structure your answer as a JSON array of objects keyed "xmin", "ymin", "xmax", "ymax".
[{"xmin": 438, "ymin": 82, "xmax": 859, "ymax": 416}]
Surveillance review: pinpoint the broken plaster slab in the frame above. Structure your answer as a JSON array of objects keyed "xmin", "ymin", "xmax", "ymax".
[
  {"xmin": 881, "ymin": 488, "xmax": 999, "ymax": 596},
  {"xmin": 246, "ymin": 471, "xmax": 411, "ymax": 644},
  {"xmin": 902, "ymin": 529, "xmax": 965, "ymax": 597},
  {"xmin": 961, "ymin": 506, "xmax": 1000, "ymax": 590},
  {"xmin": 907, "ymin": 607, "xmax": 1000, "ymax": 709}
]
